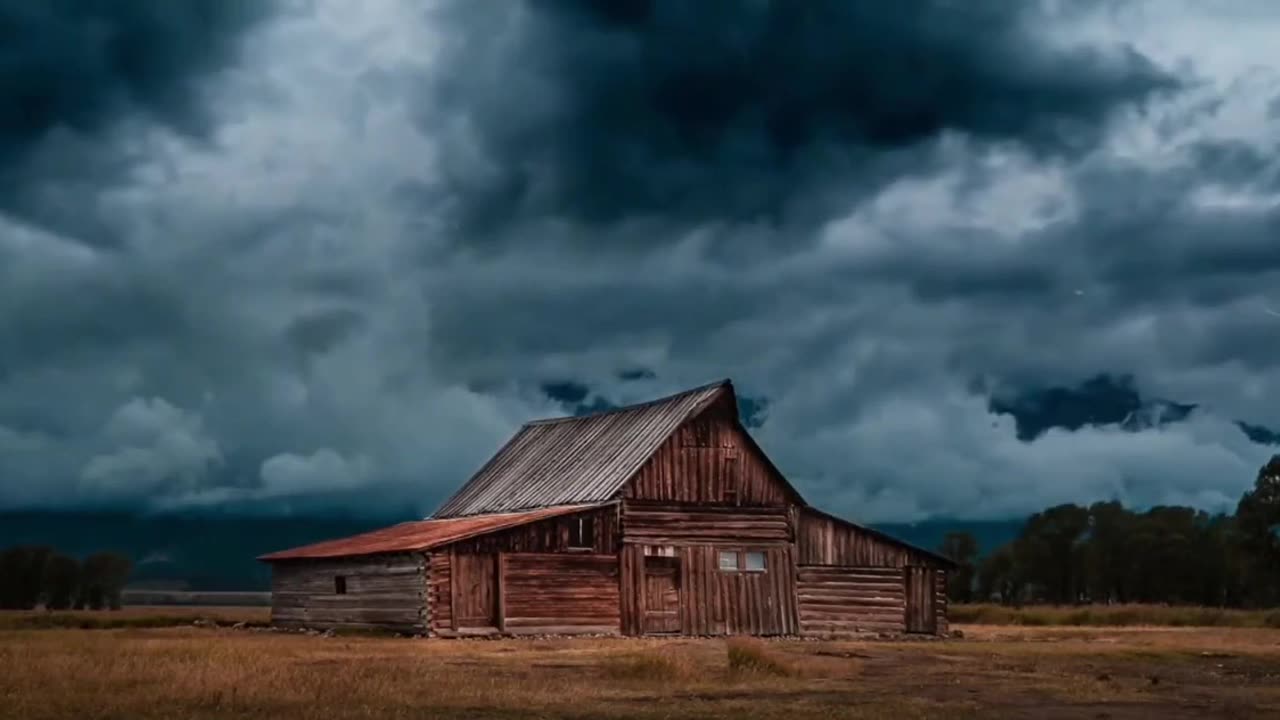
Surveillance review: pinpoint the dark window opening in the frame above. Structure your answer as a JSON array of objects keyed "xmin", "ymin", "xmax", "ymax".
[
  {"xmin": 334, "ymin": 576, "xmax": 347, "ymax": 594},
  {"xmin": 744, "ymin": 551, "xmax": 766, "ymax": 572},
  {"xmin": 569, "ymin": 516, "xmax": 595, "ymax": 549}
]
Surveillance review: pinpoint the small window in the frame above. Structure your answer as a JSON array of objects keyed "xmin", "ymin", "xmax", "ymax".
[
  {"xmin": 744, "ymin": 552, "xmax": 766, "ymax": 572},
  {"xmin": 334, "ymin": 576, "xmax": 347, "ymax": 594},
  {"xmin": 718, "ymin": 551, "xmax": 739, "ymax": 571},
  {"xmin": 569, "ymin": 516, "xmax": 595, "ymax": 548}
]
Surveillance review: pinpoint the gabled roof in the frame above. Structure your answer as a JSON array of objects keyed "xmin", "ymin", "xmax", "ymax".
[
  {"xmin": 258, "ymin": 504, "xmax": 604, "ymax": 561},
  {"xmin": 432, "ymin": 380, "xmax": 734, "ymax": 518}
]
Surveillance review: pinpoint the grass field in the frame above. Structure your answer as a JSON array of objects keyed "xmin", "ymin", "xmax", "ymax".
[
  {"xmin": 951, "ymin": 603, "xmax": 1280, "ymax": 628},
  {"xmin": 2, "ymin": 617, "xmax": 1278, "ymax": 719}
]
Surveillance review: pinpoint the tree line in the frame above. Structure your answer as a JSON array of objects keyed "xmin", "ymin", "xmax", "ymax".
[
  {"xmin": 938, "ymin": 454, "xmax": 1280, "ymax": 607},
  {"xmin": 0, "ymin": 546, "xmax": 134, "ymax": 610}
]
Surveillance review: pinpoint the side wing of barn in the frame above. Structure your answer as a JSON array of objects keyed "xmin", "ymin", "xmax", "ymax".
[{"xmin": 795, "ymin": 507, "xmax": 952, "ymax": 636}]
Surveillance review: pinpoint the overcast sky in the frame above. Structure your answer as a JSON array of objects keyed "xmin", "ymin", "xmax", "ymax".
[{"xmin": 3, "ymin": 0, "xmax": 1280, "ymax": 523}]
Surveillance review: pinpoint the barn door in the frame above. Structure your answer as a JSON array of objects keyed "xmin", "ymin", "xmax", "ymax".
[
  {"xmin": 454, "ymin": 552, "xmax": 498, "ymax": 629},
  {"xmin": 904, "ymin": 567, "xmax": 937, "ymax": 634},
  {"xmin": 642, "ymin": 556, "xmax": 681, "ymax": 634}
]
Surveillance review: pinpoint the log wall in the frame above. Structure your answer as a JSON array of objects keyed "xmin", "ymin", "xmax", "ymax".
[
  {"xmin": 502, "ymin": 553, "xmax": 620, "ymax": 635},
  {"xmin": 621, "ymin": 502, "xmax": 791, "ymax": 545},
  {"xmin": 796, "ymin": 565, "xmax": 905, "ymax": 636},
  {"xmin": 269, "ymin": 553, "xmax": 426, "ymax": 632}
]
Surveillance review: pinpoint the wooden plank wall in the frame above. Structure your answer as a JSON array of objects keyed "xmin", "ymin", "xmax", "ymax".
[
  {"xmin": 620, "ymin": 543, "xmax": 797, "ymax": 636},
  {"xmin": 446, "ymin": 505, "xmax": 619, "ymax": 555},
  {"xmin": 427, "ymin": 552, "xmax": 451, "ymax": 635},
  {"xmin": 269, "ymin": 553, "xmax": 425, "ymax": 632},
  {"xmin": 502, "ymin": 553, "xmax": 620, "ymax": 635},
  {"xmin": 621, "ymin": 503, "xmax": 791, "ymax": 545},
  {"xmin": 795, "ymin": 565, "xmax": 906, "ymax": 636},
  {"xmin": 796, "ymin": 508, "xmax": 940, "ymax": 568},
  {"xmin": 935, "ymin": 571, "xmax": 949, "ymax": 635},
  {"xmin": 624, "ymin": 407, "xmax": 793, "ymax": 506}
]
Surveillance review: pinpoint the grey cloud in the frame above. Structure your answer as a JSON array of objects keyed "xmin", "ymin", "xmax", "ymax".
[
  {"xmin": 427, "ymin": 0, "xmax": 1179, "ymax": 240},
  {"xmin": 2, "ymin": 0, "xmax": 1280, "ymax": 525}
]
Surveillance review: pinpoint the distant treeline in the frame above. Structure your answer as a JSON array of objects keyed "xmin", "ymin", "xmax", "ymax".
[
  {"xmin": 0, "ymin": 547, "xmax": 134, "ymax": 610},
  {"xmin": 937, "ymin": 454, "xmax": 1280, "ymax": 608}
]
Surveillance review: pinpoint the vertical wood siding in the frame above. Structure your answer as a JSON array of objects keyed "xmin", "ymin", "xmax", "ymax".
[
  {"xmin": 621, "ymin": 543, "xmax": 796, "ymax": 636},
  {"xmin": 795, "ymin": 565, "xmax": 906, "ymax": 636},
  {"xmin": 502, "ymin": 553, "xmax": 620, "ymax": 635},
  {"xmin": 452, "ymin": 551, "xmax": 498, "ymax": 629},
  {"xmin": 444, "ymin": 505, "xmax": 618, "ymax": 555},
  {"xmin": 624, "ymin": 408, "xmax": 794, "ymax": 506},
  {"xmin": 269, "ymin": 553, "xmax": 425, "ymax": 632},
  {"xmin": 796, "ymin": 508, "xmax": 942, "ymax": 568}
]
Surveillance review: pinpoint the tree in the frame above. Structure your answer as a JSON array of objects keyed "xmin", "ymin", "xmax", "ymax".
[
  {"xmin": 0, "ymin": 545, "xmax": 54, "ymax": 609},
  {"xmin": 1236, "ymin": 455, "xmax": 1280, "ymax": 605},
  {"xmin": 937, "ymin": 531, "xmax": 979, "ymax": 603},
  {"xmin": 1015, "ymin": 504, "xmax": 1090, "ymax": 603},
  {"xmin": 1083, "ymin": 501, "xmax": 1134, "ymax": 604},
  {"xmin": 79, "ymin": 552, "xmax": 133, "ymax": 610},
  {"xmin": 976, "ymin": 544, "xmax": 1024, "ymax": 604},
  {"xmin": 41, "ymin": 553, "xmax": 81, "ymax": 610}
]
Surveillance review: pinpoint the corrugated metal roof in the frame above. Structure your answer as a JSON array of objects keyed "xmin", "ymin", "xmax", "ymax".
[
  {"xmin": 258, "ymin": 504, "xmax": 603, "ymax": 561},
  {"xmin": 431, "ymin": 379, "xmax": 732, "ymax": 518}
]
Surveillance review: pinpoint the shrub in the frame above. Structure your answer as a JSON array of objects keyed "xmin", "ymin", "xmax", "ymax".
[{"xmin": 725, "ymin": 637, "xmax": 790, "ymax": 677}]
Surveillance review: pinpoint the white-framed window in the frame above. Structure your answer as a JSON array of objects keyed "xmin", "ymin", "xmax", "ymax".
[
  {"xmin": 744, "ymin": 551, "xmax": 766, "ymax": 572},
  {"xmin": 718, "ymin": 550, "xmax": 739, "ymax": 571}
]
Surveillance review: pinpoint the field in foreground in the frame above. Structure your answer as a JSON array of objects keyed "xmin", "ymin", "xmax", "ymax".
[{"xmin": 2, "ymin": 624, "xmax": 1279, "ymax": 719}]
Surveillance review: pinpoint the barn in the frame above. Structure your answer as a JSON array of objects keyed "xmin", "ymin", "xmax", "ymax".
[{"xmin": 259, "ymin": 380, "xmax": 954, "ymax": 637}]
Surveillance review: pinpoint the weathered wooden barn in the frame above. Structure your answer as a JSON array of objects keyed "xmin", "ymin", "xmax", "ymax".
[{"xmin": 259, "ymin": 380, "xmax": 954, "ymax": 637}]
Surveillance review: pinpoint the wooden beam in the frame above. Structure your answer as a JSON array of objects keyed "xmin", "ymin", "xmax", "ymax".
[
  {"xmin": 496, "ymin": 552, "xmax": 506, "ymax": 633},
  {"xmin": 450, "ymin": 547, "xmax": 460, "ymax": 631}
]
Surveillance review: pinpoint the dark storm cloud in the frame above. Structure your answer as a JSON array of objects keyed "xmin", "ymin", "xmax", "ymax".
[
  {"xmin": 431, "ymin": 0, "xmax": 1179, "ymax": 238},
  {"xmin": 0, "ymin": 0, "xmax": 272, "ymax": 152},
  {"xmin": 0, "ymin": 0, "xmax": 275, "ymax": 246}
]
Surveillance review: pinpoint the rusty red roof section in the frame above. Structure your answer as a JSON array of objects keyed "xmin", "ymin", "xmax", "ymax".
[
  {"xmin": 432, "ymin": 379, "xmax": 733, "ymax": 518},
  {"xmin": 258, "ymin": 503, "xmax": 606, "ymax": 561}
]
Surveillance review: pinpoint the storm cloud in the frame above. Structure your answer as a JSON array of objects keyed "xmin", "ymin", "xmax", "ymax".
[
  {"xmin": 430, "ymin": 0, "xmax": 1177, "ymax": 237},
  {"xmin": 2, "ymin": 0, "xmax": 1280, "ymax": 524}
]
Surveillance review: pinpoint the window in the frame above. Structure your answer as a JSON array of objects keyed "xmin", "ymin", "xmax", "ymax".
[
  {"xmin": 334, "ymin": 576, "xmax": 347, "ymax": 595},
  {"xmin": 744, "ymin": 552, "xmax": 766, "ymax": 572},
  {"xmin": 569, "ymin": 516, "xmax": 595, "ymax": 549},
  {"xmin": 718, "ymin": 551, "xmax": 739, "ymax": 571}
]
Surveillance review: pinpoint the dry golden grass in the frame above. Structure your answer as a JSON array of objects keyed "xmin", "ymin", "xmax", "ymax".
[
  {"xmin": 2, "ymin": 619, "xmax": 1279, "ymax": 719},
  {"xmin": 951, "ymin": 603, "xmax": 1280, "ymax": 628},
  {"xmin": 0, "ymin": 605, "xmax": 269, "ymax": 630}
]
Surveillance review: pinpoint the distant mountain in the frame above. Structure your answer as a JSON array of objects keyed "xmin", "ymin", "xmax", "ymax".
[
  {"xmin": 0, "ymin": 509, "xmax": 1021, "ymax": 591},
  {"xmin": 0, "ymin": 510, "xmax": 398, "ymax": 591}
]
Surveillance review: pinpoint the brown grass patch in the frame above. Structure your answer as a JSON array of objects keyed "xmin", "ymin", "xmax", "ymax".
[
  {"xmin": 1, "ymin": 623, "xmax": 1278, "ymax": 719},
  {"xmin": 725, "ymin": 637, "xmax": 792, "ymax": 677}
]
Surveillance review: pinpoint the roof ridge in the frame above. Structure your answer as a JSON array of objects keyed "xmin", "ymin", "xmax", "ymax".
[{"xmin": 524, "ymin": 378, "xmax": 732, "ymax": 426}]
